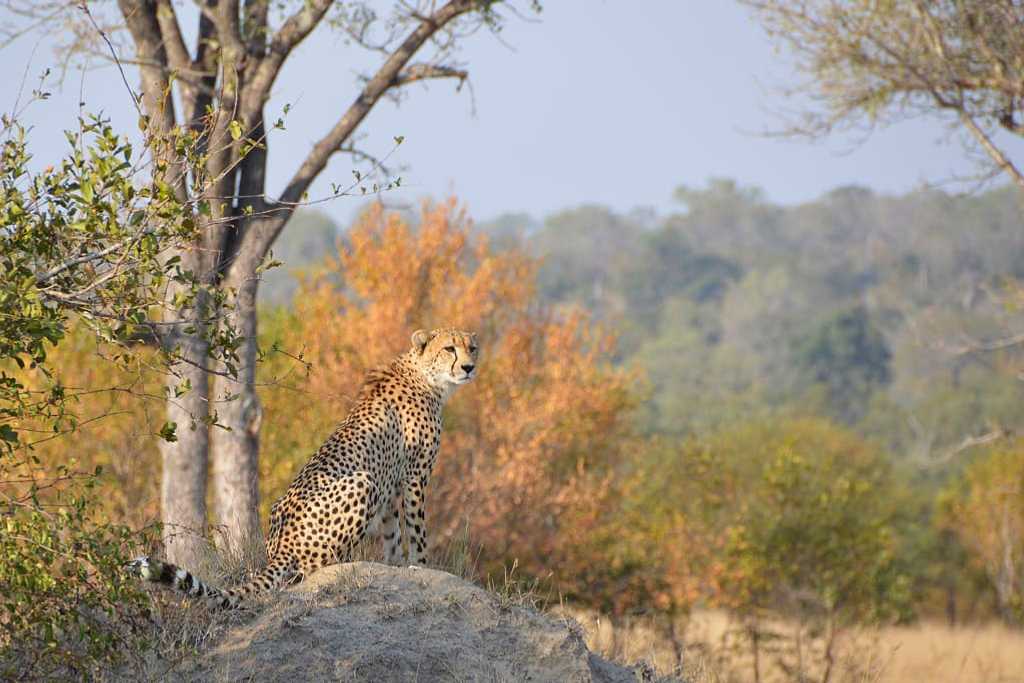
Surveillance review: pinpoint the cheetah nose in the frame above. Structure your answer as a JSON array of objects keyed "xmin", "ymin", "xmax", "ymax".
[{"xmin": 460, "ymin": 363, "xmax": 475, "ymax": 374}]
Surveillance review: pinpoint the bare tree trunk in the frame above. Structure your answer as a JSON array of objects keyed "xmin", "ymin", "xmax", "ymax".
[
  {"xmin": 749, "ymin": 617, "xmax": 762, "ymax": 683},
  {"xmin": 116, "ymin": 0, "xmax": 211, "ymax": 568},
  {"xmin": 159, "ymin": 323, "xmax": 210, "ymax": 567},
  {"xmin": 210, "ymin": 250, "xmax": 263, "ymax": 549},
  {"xmin": 820, "ymin": 611, "xmax": 837, "ymax": 683}
]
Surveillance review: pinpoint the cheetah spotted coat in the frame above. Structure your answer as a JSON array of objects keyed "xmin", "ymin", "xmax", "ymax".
[{"xmin": 128, "ymin": 328, "xmax": 478, "ymax": 607}]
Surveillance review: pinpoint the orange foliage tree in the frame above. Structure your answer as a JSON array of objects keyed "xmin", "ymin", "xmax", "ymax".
[{"xmin": 257, "ymin": 200, "xmax": 639, "ymax": 601}]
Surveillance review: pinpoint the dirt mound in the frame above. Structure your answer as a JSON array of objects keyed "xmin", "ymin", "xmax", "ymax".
[{"xmin": 159, "ymin": 562, "xmax": 660, "ymax": 682}]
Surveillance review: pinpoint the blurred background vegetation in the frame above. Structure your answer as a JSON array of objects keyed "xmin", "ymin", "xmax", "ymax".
[{"xmin": 34, "ymin": 181, "xmax": 1024, "ymax": 636}]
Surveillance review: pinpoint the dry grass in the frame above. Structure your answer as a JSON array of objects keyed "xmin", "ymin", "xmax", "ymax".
[
  {"xmin": 874, "ymin": 621, "xmax": 1024, "ymax": 683},
  {"xmin": 555, "ymin": 607, "xmax": 709, "ymax": 682},
  {"xmin": 104, "ymin": 533, "xmax": 273, "ymax": 680},
  {"xmin": 559, "ymin": 607, "xmax": 1024, "ymax": 683}
]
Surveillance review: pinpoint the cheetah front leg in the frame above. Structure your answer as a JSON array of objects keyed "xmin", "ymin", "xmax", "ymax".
[{"xmin": 403, "ymin": 478, "xmax": 429, "ymax": 566}]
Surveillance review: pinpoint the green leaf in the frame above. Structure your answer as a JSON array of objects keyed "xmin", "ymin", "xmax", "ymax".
[
  {"xmin": 158, "ymin": 421, "xmax": 178, "ymax": 443},
  {"xmin": 228, "ymin": 120, "xmax": 243, "ymax": 141},
  {"xmin": 0, "ymin": 424, "xmax": 18, "ymax": 443},
  {"xmin": 80, "ymin": 178, "xmax": 93, "ymax": 203}
]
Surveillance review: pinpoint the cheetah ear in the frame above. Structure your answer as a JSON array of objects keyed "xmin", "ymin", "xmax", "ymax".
[{"xmin": 411, "ymin": 329, "xmax": 433, "ymax": 354}]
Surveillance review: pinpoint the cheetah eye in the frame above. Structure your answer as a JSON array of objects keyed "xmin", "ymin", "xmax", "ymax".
[
  {"xmin": 444, "ymin": 345, "xmax": 456, "ymax": 354},
  {"xmin": 469, "ymin": 345, "xmax": 477, "ymax": 354}
]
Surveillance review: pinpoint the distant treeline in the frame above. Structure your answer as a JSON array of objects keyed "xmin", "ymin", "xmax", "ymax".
[{"xmin": 271, "ymin": 180, "xmax": 1024, "ymax": 459}]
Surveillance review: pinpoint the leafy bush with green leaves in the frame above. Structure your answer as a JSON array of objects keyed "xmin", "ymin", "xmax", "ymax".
[
  {"xmin": 706, "ymin": 419, "xmax": 911, "ymax": 622},
  {"xmin": 0, "ymin": 108, "xmax": 227, "ymax": 676},
  {"xmin": 0, "ymin": 471, "xmax": 153, "ymax": 680}
]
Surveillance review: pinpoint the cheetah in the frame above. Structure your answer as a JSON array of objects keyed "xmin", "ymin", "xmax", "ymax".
[{"xmin": 128, "ymin": 327, "xmax": 479, "ymax": 607}]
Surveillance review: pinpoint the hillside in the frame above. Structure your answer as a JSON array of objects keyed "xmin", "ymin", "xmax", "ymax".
[{"xmin": 136, "ymin": 562, "xmax": 664, "ymax": 682}]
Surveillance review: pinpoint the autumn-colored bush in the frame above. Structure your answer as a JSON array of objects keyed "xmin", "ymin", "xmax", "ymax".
[
  {"xmin": 0, "ymin": 325, "xmax": 160, "ymax": 676},
  {"xmin": 577, "ymin": 436, "xmax": 728, "ymax": 616},
  {"xmin": 940, "ymin": 442, "xmax": 1024, "ymax": 626},
  {"xmin": 5, "ymin": 324, "xmax": 163, "ymax": 528},
  {"xmin": 257, "ymin": 200, "xmax": 640, "ymax": 602}
]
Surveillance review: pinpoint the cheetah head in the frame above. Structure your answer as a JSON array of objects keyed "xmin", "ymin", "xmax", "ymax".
[{"xmin": 410, "ymin": 328, "xmax": 479, "ymax": 388}]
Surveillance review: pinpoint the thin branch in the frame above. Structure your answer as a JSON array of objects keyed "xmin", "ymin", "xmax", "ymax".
[
  {"xmin": 927, "ymin": 427, "xmax": 1010, "ymax": 467},
  {"xmin": 946, "ymin": 329, "xmax": 1024, "ymax": 356},
  {"xmin": 958, "ymin": 110, "xmax": 1024, "ymax": 192},
  {"xmin": 33, "ymin": 233, "xmax": 147, "ymax": 284},
  {"xmin": 80, "ymin": 2, "xmax": 142, "ymax": 116},
  {"xmin": 0, "ymin": 3, "xmax": 68, "ymax": 50},
  {"xmin": 244, "ymin": 0, "xmax": 334, "ymax": 110},
  {"xmin": 337, "ymin": 140, "xmax": 397, "ymax": 176},
  {"xmin": 392, "ymin": 62, "xmax": 468, "ymax": 88}
]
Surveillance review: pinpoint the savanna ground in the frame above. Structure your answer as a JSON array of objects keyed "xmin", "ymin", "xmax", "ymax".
[{"xmin": 569, "ymin": 609, "xmax": 1024, "ymax": 683}]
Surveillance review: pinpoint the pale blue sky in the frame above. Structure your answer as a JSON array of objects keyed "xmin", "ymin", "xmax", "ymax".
[{"xmin": 4, "ymin": 1, "xmax": 1022, "ymax": 225}]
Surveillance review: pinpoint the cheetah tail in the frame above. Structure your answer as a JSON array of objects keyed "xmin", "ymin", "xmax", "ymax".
[
  {"xmin": 125, "ymin": 555, "xmax": 228, "ymax": 603},
  {"xmin": 126, "ymin": 555, "xmax": 298, "ymax": 609},
  {"xmin": 217, "ymin": 557, "xmax": 299, "ymax": 607}
]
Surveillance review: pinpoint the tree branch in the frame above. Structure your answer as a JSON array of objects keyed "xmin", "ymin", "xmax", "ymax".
[
  {"xmin": 946, "ymin": 329, "xmax": 1024, "ymax": 356},
  {"xmin": 243, "ymin": 0, "xmax": 269, "ymax": 58},
  {"xmin": 279, "ymin": 0, "xmax": 475, "ymax": 208},
  {"xmin": 337, "ymin": 140, "xmax": 397, "ymax": 176},
  {"xmin": 928, "ymin": 427, "xmax": 1010, "ymax": 467},
  {"xmin": 243, "ymin": 0, "xmax": 334, "ymax": 116},
  {"xmin": 268, "ymin": 0, "xmax": 333, "ymax": 55},
  {"xmin": 215, "ymin": 0, "xmax": 244, "ymax": 57},
  {"xmin": 392, "ymin": 62, "xmax": 468, "ymax": 88},
  {"xmin": 226, "ymin": 0, "xmax": 478, "ymax": 284},
  {"xmin": 154, "ymin": 0, "xmax": 191, "ymax": 75},
  {"xmin": 958, "ymin": 111, "xmax": 1024, "ymax": 193},
  {"xmin": 185, "ymin": 4, "xmax": 219, "ymax": 131},
  {"xmin": 114, "ymin": 0, "xmax": 188, "ymax": 203},
  {"xmin": 33, "ymin": 233, "xmax": 149, "ymax": 285}
]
